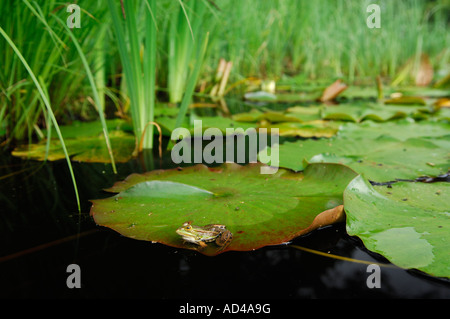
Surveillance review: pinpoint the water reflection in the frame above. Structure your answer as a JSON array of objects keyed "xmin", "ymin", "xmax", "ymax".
[
  {"xmin": 0, "ymin": 151, "xmax": 449, "ymax": 298},
  {"xmin": 320, "ymin": 248, "xmax": 450, "ymax": 298}
]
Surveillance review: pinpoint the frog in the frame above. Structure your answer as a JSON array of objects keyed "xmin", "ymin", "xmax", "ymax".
[{"xmin": 176, "ymin": 221, "xmax": 233, "ymax": 250}]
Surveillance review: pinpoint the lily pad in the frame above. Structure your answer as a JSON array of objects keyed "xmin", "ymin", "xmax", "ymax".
[
  {"xmin": 260, "ymin": 120, "xmax": 450, "ymax": 182},
  {"xmin": 232, "ymin": 110, "xmax": 303, "ymax": 124},
  {"xmin": 321, "ymin": 103, "xmax": 435, "ymax": 123},
  {"xmin": 244, "ymin": 91, "xmax": 320, "ymax": 103},
  {"xmin": 12, "ymin": 130, "xmax": 135, "ymax": 163},
  {"xmin": 285, "ymin": 106, "xmax": 323, "ymax": 122},
  {"xmin": 384, "ymin": 96, "xmax": 427, "ymax": 106},
  {"xmin": 262, "ymin": 121, "xmax": 339, "ymax": 138},
  {"xmin": 338, "ymin": 120, "xmax": 450, "ymax": 141},
  {"xmin": 90, "ymin": 162, "xmax": 358, "ymax": 256},
  {"xmin": 319, "ymin": 79, "xmax": 348, "ymax": 102},
  {"xmin": 307, "ymin": 137, "xmax": 449, "ymax": 182},
  {"xmin": 229, "ymin": 109, "xmax": 338, "ymax": 138},
  {"xmin": 344, "ymin": 176, "xmax": 450, "ymax": 278},
  {"xmin": 42, "ymin": 119, "xmax": 133, "ymax": 139}
]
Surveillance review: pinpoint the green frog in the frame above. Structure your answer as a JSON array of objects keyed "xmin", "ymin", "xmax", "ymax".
[{"xmin": 176, "ymin": 221, "xmax": 233, "ymax": 249}]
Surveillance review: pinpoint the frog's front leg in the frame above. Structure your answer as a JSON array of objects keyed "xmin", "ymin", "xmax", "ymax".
[{"xmin": 198, "ymin": 241, "xmax": 208, "ymax": 248}]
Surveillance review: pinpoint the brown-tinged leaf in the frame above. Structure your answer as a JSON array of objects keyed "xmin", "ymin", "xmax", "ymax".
[
  {"xmin": 295, "ymin": 205, "xmax": 345, "ymax": 237},
  {"xmin": 435, "ymin": 98, "xmax": 450, "ymax": 108},
  {"xmin": 415, "ymin": 54, "xmax": 433, "ymax": 87},
  {"xmin": 319, "ymin": 79, "xmax": 348, "ymax": 102}
]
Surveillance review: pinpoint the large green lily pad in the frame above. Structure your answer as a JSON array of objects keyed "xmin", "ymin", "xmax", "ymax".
[
  {"xmin": 263, "ymin": 135, "xmax": 449, "ymax": 182},
  {"xmin": 344, "ymin": 176, "xmax": 450, "ymax": 278},
  {"xmin": 90, "ymin": 162, "xmax": 357, "ymax": 256},
  {"xmin": 261, "ymin": 120, "xmax": 450, "ymax": 182}
]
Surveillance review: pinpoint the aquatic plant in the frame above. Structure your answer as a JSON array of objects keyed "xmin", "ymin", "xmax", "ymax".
[{"xmin": 108, "ymin": 0, "xmax": 157, "ymax": 151}]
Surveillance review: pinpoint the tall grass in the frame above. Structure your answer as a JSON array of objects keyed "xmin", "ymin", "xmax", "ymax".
[
  {"xmin": 54, "ymin": 13, "xmax": 117, "ymax": 173},
  {"xmin": 0, "ymin": 1, "xmax": 112, "ymax": 144},
  {"xmin": 204, "ymin": 0, "xmax": 449, "ymax": 85},
  {"xmin": 108, "ymin": 0, "xmax": 157, "ymax": 151},
  {"xmin": 167, "ymin": 0, "xmax": 209, "ymax": 104},
  {"xmin": 0, "ymin": 26, "xmax": 81, "ymax": 212},
  {"xmin": 0, "ymin": 0, "xmax": 117, "ymax": 210},
  {"xmin": 1, "ymin": 0, "xmax": 448, "ymax": 152}
]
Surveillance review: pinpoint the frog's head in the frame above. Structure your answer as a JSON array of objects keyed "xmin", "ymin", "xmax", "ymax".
[{"xmin": 176, "ymin": 221, "xmax": 195, "ymax": 238}]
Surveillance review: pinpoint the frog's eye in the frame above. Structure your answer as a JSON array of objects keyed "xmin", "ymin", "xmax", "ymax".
[{"xmin": 185, "ymin": 225, "xmax": 192, "ymax": 230}]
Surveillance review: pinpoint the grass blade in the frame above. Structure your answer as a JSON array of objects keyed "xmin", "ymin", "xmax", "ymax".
[
  {"xmin": 142, "ymin": 0, "xmax": 157, "ymax": 150},
  {"xmin": 175, "ymin": 32, "xmax": 209, "ymax": 129},
  {"xmin": 0, "ymin": 26, "xmax": 81, "ymax": 212},
  {"xmin": 54, "ymin": 14, "xmax": 117, "ymax": 174}
]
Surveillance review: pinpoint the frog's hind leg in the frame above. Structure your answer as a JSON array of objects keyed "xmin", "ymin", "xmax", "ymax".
[{"xmin": 216, "ymin": 233, "xmax": 232, "ymax": 252}]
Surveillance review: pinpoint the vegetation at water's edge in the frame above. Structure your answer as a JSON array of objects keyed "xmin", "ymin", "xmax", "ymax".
[{"xmin": 1, "ymin": 0, "xmax": 449, "ymax": 147}]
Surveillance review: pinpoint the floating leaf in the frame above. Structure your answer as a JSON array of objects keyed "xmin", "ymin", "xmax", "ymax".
[
  {"xmin": 90, "ymin": 162, "xmax": 357, "ymax": 256},
  {"xmin": 307, "ymin": 137, "xmax": 449, "ymax": 182},
  {"xmin": 319, "ymin": 79, "xmax": 348, "ymax": 102},
  {"xmin": 261, "ymin": 120, "xmax": 450, "ymax": 182},
  {"xmin": 12, "ymin": 119, "xmax": 136, "ymax": 163},
  {"xmin": 435, "ymin": 98, "xmax": 450, "ymax": 108},
  {"xmin": 384, "ymin": 96, "xmax": 427, "ymax": 106},
  {"xmin": 396, "ymin": 87, "xmax": 450, "ymax": 98},
  {"xmin": 263, "ymin": 121, "xmax": 339, "ymax": 138},
  {"xmin": 244, "ymin": 90, "xmax": 277, "ymax": 101},
  {"xmin": 285, "ymin": 106, "xmax": 323, "ymax": 122},
  {"xmin": 244, "ymin": 91, "xmax": 321, "ymax": 103},
  {"xmin": 434, "ymin": 73, "xmax": 450, "ymax": 89},
  {"xmin": 12, "ymin": 130, "xmax": 135, "ymax": 163},
  {"xmin": 228, "ymin": 109, "xmax": 338, "ymax": 138},
  {"xmin": 321, "ymin": 103, "xmax": 433, "ymax": 123},
  {"xmin": 338, "ymin": 120, "xmax": 450, "ymax": 141},
  {"xmin": 415, "ymin": 54, "xmax": 433, "ymax": 87},
  {"xmin": 42, "ymin": 119, "xmax": 133, "ymax": 139},
  {"xmin": 344, "ymin": 176, "xmax": 449, "ymax": 278},
  {"xmin": 231, "ymin": 110, "xmax": 264, "ymax": 122},
  {"xmin": 231, "ymin": 110, "xmax": 302, "ymax": 124}
]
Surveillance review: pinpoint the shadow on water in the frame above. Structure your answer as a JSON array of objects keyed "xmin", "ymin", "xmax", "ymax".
[{"xmin": 0, "ymin": 145, "xmax": 449, "ymax": 299}]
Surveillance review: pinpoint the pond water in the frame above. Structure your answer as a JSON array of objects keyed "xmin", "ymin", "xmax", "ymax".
[{"xmin": 1, "ymin": 147, "xmax": 449, "ymax": 301}]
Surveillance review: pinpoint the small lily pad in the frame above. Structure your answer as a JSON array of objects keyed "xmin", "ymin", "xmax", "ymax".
[
  {"xmin": 321, "ymin": 103, "xmax": 434, "ymax": 123},
  {"xmin": 12, "ymin": 130, "xmax": 135, "ymax": 163},
  {"xmin": 230, "ymin": 109, "xmax": 338, "ymax": 138},
  {"xmin": 384, "ymin": 96, "xmax": 427, "ymax": 106}
]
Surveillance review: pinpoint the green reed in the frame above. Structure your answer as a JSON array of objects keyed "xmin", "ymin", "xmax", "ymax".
[
  {"xmin": 0, "ymin": 25, "xmax": 81, "ymax": 212},
  {"xmin": 204, "ymin": 0, "xmax": 449, "ymax": 85},
  {"xmin": 108, "ymin": 0, "xmax": 157, "ymax": 151},
  {"xmin": 1, "ymin": 0, "xmax": 448, "ymax": 154},
  {"xmin": 0, "ymin": 1, "xmax": 113, "ymax": 144},
  {"xmin": 167, "ymin": 0, "xmax": 210, "ymax": 104}
]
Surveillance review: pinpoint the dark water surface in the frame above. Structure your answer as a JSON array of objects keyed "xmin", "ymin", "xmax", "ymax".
[{"xmin": 0, "ymin": 149, "xmax": 449, "ymax": 299}]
